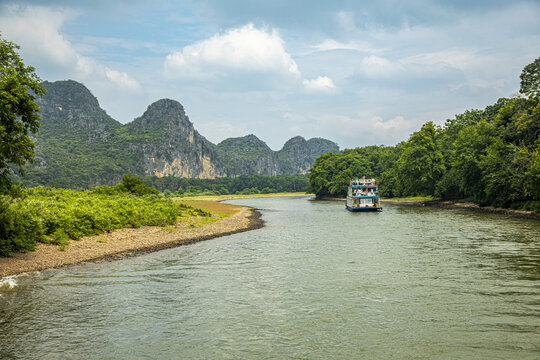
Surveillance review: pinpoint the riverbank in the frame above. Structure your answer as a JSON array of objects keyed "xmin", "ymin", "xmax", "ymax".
[
  {"xmin": 313, "ymin": 196, "xmax": 539, "ymax": 218},
  {"xmin": 0, "ymin": 203, "xmax": 262, "ymax": 277},
  {"xmin": 423, "ymin": 200, "xmax": 540, "ymax": 219}
]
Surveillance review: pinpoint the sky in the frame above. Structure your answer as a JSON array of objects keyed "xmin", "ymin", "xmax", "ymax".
[{"xmin": 1, "ymin": 0, "xmax": 539, "ymax": 150}]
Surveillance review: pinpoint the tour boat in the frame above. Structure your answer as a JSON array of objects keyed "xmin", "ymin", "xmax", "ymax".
[{"xmin": 346, "ymin": 177, "xmax": 382, "ymax": 212}]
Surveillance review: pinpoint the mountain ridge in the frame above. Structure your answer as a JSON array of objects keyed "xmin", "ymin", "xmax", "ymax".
[{"xmin": 21, "ymin": 80, "xmax": 340, "ymax": 188}]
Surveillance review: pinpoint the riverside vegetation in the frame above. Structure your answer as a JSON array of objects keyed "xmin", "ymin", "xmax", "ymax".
[
  {"xmin": 0, "ymin": 35, "xmax": 312, "ymax": 258},
  {"xmin": 144, "ymin": 173, "xmax": 309, "ymax": 197},
  {"xmin": 0, "ymin": 175, "xmax": 214, "ymax": 257},
  {"xmin": 308, "ymin": 57, "xmax": 540, "ymax": 212}
]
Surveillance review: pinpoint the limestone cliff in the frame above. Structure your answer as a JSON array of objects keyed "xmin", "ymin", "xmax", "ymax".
[
  {"xmin": 21, "ymin": 80, "xmax": 339, "ymax": 188},
  {"xmin": 124, "ymin": 99, "xmax": 224, "ymax": 179}
]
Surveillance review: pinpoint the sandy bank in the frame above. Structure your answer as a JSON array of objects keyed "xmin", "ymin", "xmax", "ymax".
[{"xmin": 0, "ymin": 206, "xmax": 262, "ymax": 277}]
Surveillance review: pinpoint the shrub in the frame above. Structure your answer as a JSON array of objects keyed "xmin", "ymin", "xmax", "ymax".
[
  {"xmin": 116, "ymin": 174, "xmax": 159, "ymax": 196},
  {"xmin": 1, "ymin": 186, "xmax": 214, "ymax": 256},
  {"xmin": 0, "ymin": 196, "xmax": 42, "ymax": 256}
]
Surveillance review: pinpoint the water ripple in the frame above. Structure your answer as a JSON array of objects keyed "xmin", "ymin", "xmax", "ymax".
[{"xmin": 1, "ymin": 198, "xmax": 539, "ymax": 359}]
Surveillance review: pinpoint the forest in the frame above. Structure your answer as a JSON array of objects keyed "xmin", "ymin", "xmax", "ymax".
[
  {"xmin": 142, "ymin": 174, "xmax": 309, "ymax": 196},
  {"xmin": 308, "ymin": 58, "xmax": 540, "ymax": 212}
]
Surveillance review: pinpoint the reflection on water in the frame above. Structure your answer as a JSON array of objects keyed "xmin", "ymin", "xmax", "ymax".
[{"xmin": 1, "ymin": 197, "xmax": 539, "ymax": 359}]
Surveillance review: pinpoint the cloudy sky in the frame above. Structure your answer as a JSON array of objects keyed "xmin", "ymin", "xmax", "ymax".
[{"xmin": 1, "ymin": 0, "xmax": 539, "ymax": 149}]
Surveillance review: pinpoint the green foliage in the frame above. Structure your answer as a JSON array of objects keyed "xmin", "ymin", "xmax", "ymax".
[
  {"xmin": 0, "ymin": 34, "xmax": 45, "ymax": 191},
  {"xmin": 308, "ymin": 60, "xmax": 539, "ymax": 207},
  {"xmin": 117, "ymin": 174, "xmax": 159, "ymax": 196},
  {"xmin": 0, "ymin": 195, "xmax": 42, "ymax": 256},
  {"xmin": 0, "ymin": 186, "xmax": 212, "ymax": 257},
  {"xmin": 308, "ymin": 91, "xmax": 539, "ymax": 211},
  {"xmin": 396, "ymin": 122, "xmax": 444, "ymax": 196},
  {"xmin": 520, "ymin": 57, "xmax": 540, "ymax": 98},
  {"xmin": 143, "ymin": 174, "xmax": 309, "ymax": 196},
  {"xmin": 307, "ymin": 146, "xmax": 398, "ymax": 198},
  {"xmin": 238, "ymin": 187, "xmax": 260, "ymax": 195}
]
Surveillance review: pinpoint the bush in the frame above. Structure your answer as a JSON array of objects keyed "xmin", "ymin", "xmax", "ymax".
[
  {"xmin": 1, "ymin": 186, "xmax": 214, "ymax": 257},
  {"xmin": 0, "ymin": 196, "xmax": 42, "ymax": 256},
  {"xmin": 116, "ymin": 174, "xmax": 159, "ymax": 196},
  {"xmin": 238, "ymin": 187, "xmax": 259, "ymax": 195}
]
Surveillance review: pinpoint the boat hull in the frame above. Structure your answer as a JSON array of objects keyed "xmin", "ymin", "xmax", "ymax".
[{"xmin": 346, "ymin": 205, "xmax": 382, "ymax": 212}]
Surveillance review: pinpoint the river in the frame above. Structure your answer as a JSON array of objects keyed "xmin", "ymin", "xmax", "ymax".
[{"xmin": 1, "ymin": 196, "xmax": 539, "ymax": 359}]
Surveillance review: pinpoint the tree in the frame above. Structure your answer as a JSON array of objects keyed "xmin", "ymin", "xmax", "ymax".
[
  {"xmin": 520, "ymin": 57, "xmax": 540, "ymax": 98},
  {"xmin": 116, "ymin": 174, "xmax": 159, "ymax": 196},
  {"xmin": 396, "ymin": 121, "xmax": 445, "ymax": 196},
  {"xmin": 0, "ymin": 35, "xmax": 45, "ymax": 191}
]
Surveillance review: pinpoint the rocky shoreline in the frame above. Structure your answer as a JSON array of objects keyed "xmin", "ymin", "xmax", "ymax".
[{"xmin": 0, "ymin": 206, "xmax": 262, "ymax": 278}]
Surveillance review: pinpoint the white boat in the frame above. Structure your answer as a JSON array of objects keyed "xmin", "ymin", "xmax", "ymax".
[{"xmin": 346, "ymin": 177, "xmax": 382, "ymax": 212}]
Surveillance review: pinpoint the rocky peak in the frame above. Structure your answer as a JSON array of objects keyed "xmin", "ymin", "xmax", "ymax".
[
  {"xmin": 218, "ymin": 134, "xmax": 271, "ymax": 151},
  {"xmin": 281, "ymin": 136, "xmax": 307, "ymax": 153},
  {"xmin": 36, "ymin": 80, "xmax": 120, "ymax": 135},
  {"xmin": 306, "ymin": 138, "xmax": 340, "ymax": 156},
  {"xmin": 132, "ymin": 99, "xmax": 192, "ymax": 132},
  {"xmin": 277, "ymin": 136, "xmax": 340, "ymax": 174},
  {"xmin": 39, "ymin": 80, "xmax": 101, "ymax": 112},
  {"xmin": 144, "ymin": 99, "xmax": 186, "ymax": 119},
  {"xmin": 25, "ymin": 79, "xmax": 340, "ymax": 187}
]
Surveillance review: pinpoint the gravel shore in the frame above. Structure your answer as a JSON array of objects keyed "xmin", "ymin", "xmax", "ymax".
[{"xmin": 0, "ymin": 206, "xmax": 262, "ymax": 277}]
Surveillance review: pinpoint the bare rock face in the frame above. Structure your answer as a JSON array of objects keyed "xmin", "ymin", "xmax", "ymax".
[
  {"xmin": 125, "ymin": 99, "xmax": 224, "ymax": 178},
  {"xmin": 22, "ymin": 80, "xmax": 340, "ymax": 188}
]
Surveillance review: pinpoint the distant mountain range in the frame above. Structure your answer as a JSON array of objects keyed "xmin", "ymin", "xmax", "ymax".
[{"xmin": 20, "ymin": 80, "xmax": 339, "ymax": 188}]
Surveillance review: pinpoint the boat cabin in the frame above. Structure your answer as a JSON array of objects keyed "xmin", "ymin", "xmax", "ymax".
[{"xmin": 346, "ymin": 177, "xmax": 382, "ymax": 212}]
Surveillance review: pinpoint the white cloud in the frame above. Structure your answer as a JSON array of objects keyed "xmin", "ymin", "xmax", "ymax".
[
  {"xmin": 164, "ymin": 23, "xmax": 300, "ymax": 79},
  {"xmin": 303, "ymin": 112, "xmax": 419, "ymax": 146},
  {"xmin": 401, "ymin": 50, "xmax": 476, "ymax": 69},
  {"xmin": 359, "ymin": 55, "xmax": 404, "ymax": 78},
  {"xmin": 311, "ymin": 39, "xmax": 380, "ymax": 54},
  {"xmin": 302, "ymin": 76, "xmax": 336, "ymax": 93},
  {"xmin": 334, "ymin": 11, "xmax": 357, "ymax": 32},
  {"xmin": 373, "ymin": 115, "xmax": 415, "ymax": 133},
  {"xmin": 0, "ymin": 5, "xmax": 80, "ymax": 72},
  {"xmin": 0, "ymin": 4, "xmax": 140, "ymax": 92},
  {"xmin": 105, "ymin": 68, "xmax": 141, "ymax": 91}
]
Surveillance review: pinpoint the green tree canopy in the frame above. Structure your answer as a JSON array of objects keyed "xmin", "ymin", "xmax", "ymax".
[
  {"xmin": 520, "ymin": 57, "xmax": 540, "ymax": 98},
  {"xmin": 396, "ymin": 121, "xmax": 444, "ymax": 196},
  {"xmin": 0, "ymin": 35, "xmax": 45, "ymax": 191},
  {"xmin": 116, "ymin": 174, "xmax": 159, "ymax": 196}
]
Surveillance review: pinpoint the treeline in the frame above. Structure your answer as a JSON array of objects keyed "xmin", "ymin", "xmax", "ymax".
[
  {"xmin": 142, "ymin": 174, "xmax": 309, "ymax": 196},
  {"xmin": 308, "ymin": 59, "xmax": 539, "ymax": 212}
]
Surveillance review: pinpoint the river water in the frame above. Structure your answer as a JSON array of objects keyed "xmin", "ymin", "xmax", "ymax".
[{"xmin": 1, "ymin": 197, "xmax": 539, "ymax": 359}]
